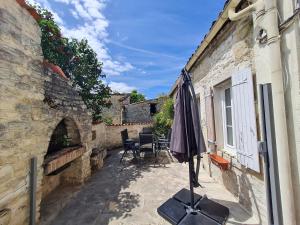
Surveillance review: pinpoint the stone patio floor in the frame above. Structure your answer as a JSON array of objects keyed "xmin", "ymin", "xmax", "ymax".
[{"xmin": 41, "ymin": 149, "xmax": 260, "ymax": 225}]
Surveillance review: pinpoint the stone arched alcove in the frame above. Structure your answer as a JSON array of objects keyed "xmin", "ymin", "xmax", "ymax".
[
  {"xmin": 46, "ymin": 118, "xmax": 82, "ymax": 157},
  {"xmin": 40, "ymin": 116, "xmax": 90, "ymax": 224},
  {"xmin": 41, "ymin": 117, "xmax": 85, "ymax": 198}
]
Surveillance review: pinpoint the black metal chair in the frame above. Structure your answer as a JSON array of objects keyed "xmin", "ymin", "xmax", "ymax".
[
  {"xmin": 157, "ymin": 129, "xmax": 172, "ymax": 151},
  {"xmin": 139, "ymin": 133, "xmax": 155, "ymax": 156},
  {"xmin": 141, "ymin": 127, "xmax": 153, "ymax": 134},
  {"xmin": 155, "ymin": 129, "xmax": 173, "ymax": 161},
  {"xmin": 120, "ymin": 129, "xmax": 137, "ymax": 162}
]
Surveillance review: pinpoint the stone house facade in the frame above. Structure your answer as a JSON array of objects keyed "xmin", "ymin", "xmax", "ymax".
[
  {"xmin": 123, "ymin": 99, "xmax": 163, "ymax": 123},
  {"xmin": 0, "ymin": 1, "xmax": 93, "ymax": 224},
  {"xmin": 101, "ymin": 94, "xmax": 162, "ymax": 125},
  {"xmin": 170, "ymin": 0, "xmax": 300, "ymax": 224},
  {"xmin": 189, "ymin": 16, "xmax": 268, "ymax": 223},
  {"xmin": 101, "ymin": 93, "xmax": 130, "ymax": 124}
]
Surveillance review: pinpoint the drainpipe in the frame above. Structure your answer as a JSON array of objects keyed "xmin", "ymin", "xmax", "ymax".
[
  {"xmin": 261, "ymin": 1, "xmax": 296, "ymax": 224},
  {"xmin": 30, "ymin": 157, "xmax": 37, "ymax": 225},
  {"xmin": 228, "ymin": 0, "xmax": 264, "ymax": 21},
  {"xmin": 228, "ymin": 0, "xmax": 296, "ymax": 225}
]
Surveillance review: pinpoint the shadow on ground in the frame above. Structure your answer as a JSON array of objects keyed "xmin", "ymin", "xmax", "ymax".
[
  {"xmin": 44, "ymin": 149, "xmax": 172, "ymax": 225},
  {"xmin": 209, "ymin": 198, "xmax": 259, "ymax": 225}
]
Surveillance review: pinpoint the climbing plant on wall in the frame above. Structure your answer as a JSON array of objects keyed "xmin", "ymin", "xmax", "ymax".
[{"xmin": 33, "ymin": 5, "xmax": 111, "ymax": 120}]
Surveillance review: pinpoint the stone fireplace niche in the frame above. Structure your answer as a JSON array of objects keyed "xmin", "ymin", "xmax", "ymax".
[
  {"xmin": 47, "ymin": 118, "xmax": 81, "ymax": 156},
  {"xmin": 43, "ymin": 118, "xmax": 85, "ymax": 176}
]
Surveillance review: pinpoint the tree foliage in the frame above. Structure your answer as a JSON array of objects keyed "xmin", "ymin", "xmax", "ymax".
[
  {"xmin": 130, "ymin": 90, "xmax": 145, "ymax": 103},
  {"xmin": 68, "ymin": 39, "xmax": 111, "ymax": 120},
  {"xmin": 153, "ymin": 98, "xmax": 174, "ymax": 136},
  {"xmin": 33, "ymin": 6, "xmax": 111, "ymax": 120}
]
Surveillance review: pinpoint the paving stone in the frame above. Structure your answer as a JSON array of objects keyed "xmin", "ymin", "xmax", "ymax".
[{"xmin": 40, "ymin": 149, "xmax": 259, "ymax": 225}]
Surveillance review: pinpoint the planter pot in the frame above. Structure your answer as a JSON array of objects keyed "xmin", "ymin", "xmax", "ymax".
[
  {"xmin": 16, "ymin": 0, "xmax": 41, "ymax": 22},
  {"xmin": 43, "ymin": 60, "xmax": 68, "ymax": 80},
  {"xmin": 16, "ymin": 0, "xmax": 27, "ymax": 7},
  {"xmin": 27, "ymin": 7, "xmax": 41, "ymax": 21},
  {"xmin": 209, "ymin": 153, "xmax": 229, "ymax": 170}
]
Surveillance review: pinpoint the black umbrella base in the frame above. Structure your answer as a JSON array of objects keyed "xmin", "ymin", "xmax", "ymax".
[{"xmin": 157, "ymin": 188, "xmax": 229, "ymax": 225}]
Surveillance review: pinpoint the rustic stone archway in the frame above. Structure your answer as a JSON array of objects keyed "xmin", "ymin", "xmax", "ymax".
[
  {"xmin": 46, "ymin": 118, "xmax": 82, "ymax": 157},
  {"xmin": 41, "ymin": 117, "xmax": 84, "ymax": 197},
  {"xmin": 40, "ymin": 116, "xmax": 91, "ymax": 224}
]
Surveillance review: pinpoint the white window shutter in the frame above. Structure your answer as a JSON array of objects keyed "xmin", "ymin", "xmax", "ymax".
[
  {"xmin": 232, "ymin": 68, "xmax": 260, "ymax": 172},
  {"xmin": 204, "ymin": 88, "xmax": 216, "ymax": 152}
]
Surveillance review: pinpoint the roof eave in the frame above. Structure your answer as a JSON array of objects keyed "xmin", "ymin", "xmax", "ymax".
[{"xmin": 185, "ymin": 0, "xmax": 239, "ymax": 71}]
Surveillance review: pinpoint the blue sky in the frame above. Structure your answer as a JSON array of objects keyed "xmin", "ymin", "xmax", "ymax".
[{"xmin": 30, "ymin": 0, "xmax": 224, "ymax": 99}]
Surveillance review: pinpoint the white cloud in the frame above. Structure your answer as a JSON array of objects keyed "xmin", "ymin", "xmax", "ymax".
[
  {"xmin": 53, "ymin": 0, "xmax": 70, "ymax": 3},
  {"xmin": 108, "ymin": 82, "xmax": 136, "ymax": 93},
  {"xmin": 70, "ymin": 10, "xmax": 79, "ymax": 19},
  {"xmin": 30, "ymin": 0, "xmax": 134, "ymax": 76}
]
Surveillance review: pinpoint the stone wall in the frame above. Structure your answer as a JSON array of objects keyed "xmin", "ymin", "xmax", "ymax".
[
  {"xmin": 0, "ymin": 1, "xmax": 92, "ymax": 224},
  {"xmin": 123, "ymin": 99, "xmax": 162, "ymax": 123},
  {"xmin": 190, "ymin": 17, "xmax": 267, "ymax": 224},
  {"xmin": 92, "ymin": 122, "xmax": 153, "ymax": 150},
  {"xmin": 101, "ymin": 94, "xmax": 129, "ymax": 124},
  {"xmin": 41, "ymin": 67, "xmax": 92, "ymax": 184}
]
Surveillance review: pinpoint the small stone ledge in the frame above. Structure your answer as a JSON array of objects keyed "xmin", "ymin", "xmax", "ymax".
[{"xmin": 44, "ymin": 146, "xmax": 85, "ymax": 175}]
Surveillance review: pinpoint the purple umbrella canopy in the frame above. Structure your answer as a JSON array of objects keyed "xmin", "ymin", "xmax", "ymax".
[
  {"xmin": 170, "ymin": 70, "xmax": 206, "ymax": 195},
  {"xmin": 157, "ymin": 71, "xmax": 230, "ymax": 223}
]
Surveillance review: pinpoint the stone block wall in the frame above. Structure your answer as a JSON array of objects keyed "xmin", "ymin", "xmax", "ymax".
[
  {"xmin": 123, "ymin": 99, "xmax": 163, "ymax": 123},
  {"xmin": 124, "ymin": 102, "xmax": 152, "ymax": 123},
  {"xmin": 0, "ymin": 1, "xmax": 45, "ymax": 224},
  {"xmin": 0, "ymin": 1, "xmax": 92, "ymax": 224},
  {"xmin": 101, "ymin": 94, "xmax": 129, "ymax": 124},
  {"xmin": 92, "ymin": 122, "xmax": 153, "ymax": 150},
  {"xmin": 190, "ymin": 18, "xmax": 267, "ymax": 224}
]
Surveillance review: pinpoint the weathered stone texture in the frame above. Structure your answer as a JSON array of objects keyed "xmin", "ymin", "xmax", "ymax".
[
  {"xmin": 123, "ymin": 99, "xmax": 163, "ymax": 123},
  {"xmin": 0, "ymin": 1, "xmax": 92, "ymax": 224},
  {"xmin": 191, "ymin": 18, "xmax": 267, "ymax": 224},
  {"xmin": 92, "ymin": 122, "xmax": 153, "ymax": 150},
  {"xmin": 90, "ymin": 148, "xmax": 107, "ymax": 172},
  {"xmin": 101, "ymin": 94, "xmax": 130, "ymax": 124}
]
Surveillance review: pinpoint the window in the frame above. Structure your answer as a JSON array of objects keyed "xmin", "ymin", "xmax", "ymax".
[
  {"xmin": 222, "ymin": 86, "xmax": 235, "ymax": 153},
  {"xmin": 150, "ymin": 103, "xmax": 157, "ymax": 115},
  {"xmin": 212, "ymin": 68, "xmax": 259, "ymax": 172}
]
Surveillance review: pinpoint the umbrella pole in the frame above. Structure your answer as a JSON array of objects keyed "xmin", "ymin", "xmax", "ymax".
[{"xmin": 189, "ymin": 156, "xmax": 195, "ymax": 209}]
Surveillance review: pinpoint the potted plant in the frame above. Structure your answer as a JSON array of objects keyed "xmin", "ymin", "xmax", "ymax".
[{"xmin": 43, "ymin": 60, "xmax": 68, "ymax": 80}]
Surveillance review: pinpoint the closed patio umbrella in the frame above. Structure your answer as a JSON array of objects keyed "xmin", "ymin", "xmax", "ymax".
[
  {"xmin": 157, "ymin": 70, "xmax": 230, "ymax": 225},
  {"xmin": 170, "ymin": 69, "xmax": 206, "ymax": 209}
]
